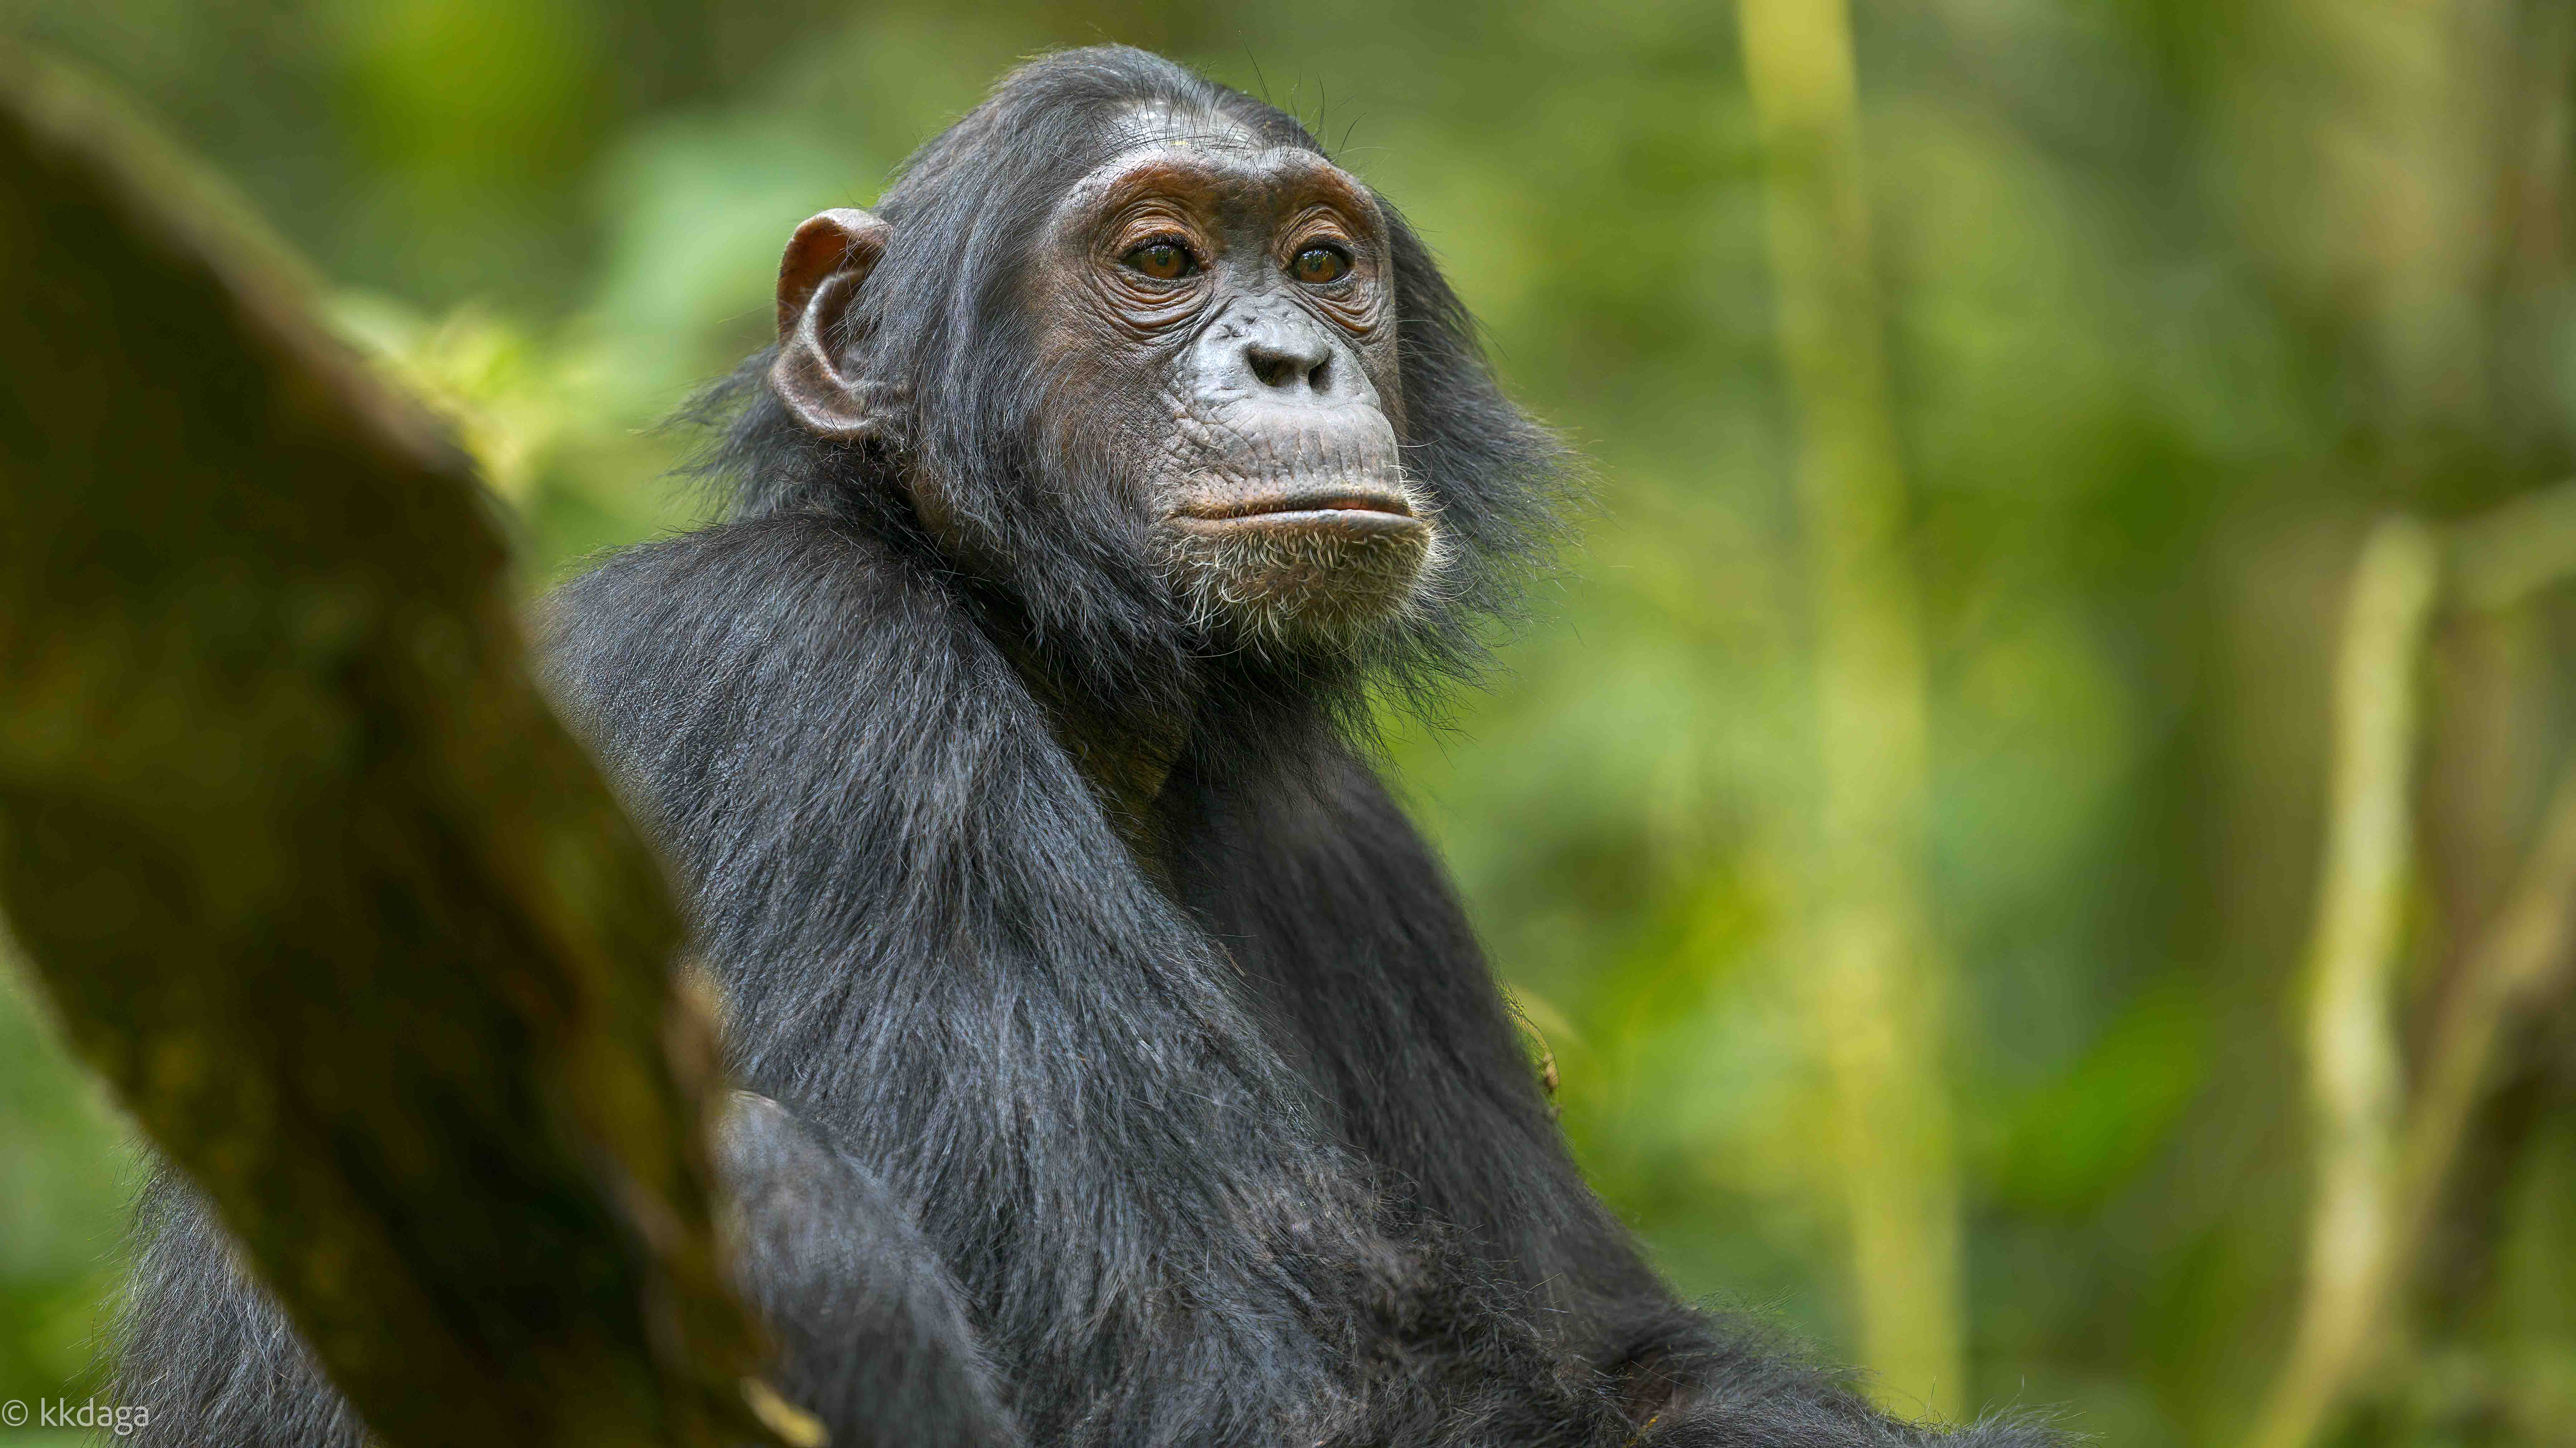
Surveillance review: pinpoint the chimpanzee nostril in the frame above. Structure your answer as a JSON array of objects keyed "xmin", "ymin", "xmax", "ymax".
[
  {"xmin": 1243, "ymin": 335, "xmax": 1334, "ymax": 392},
  {"xmin": 1246, "ymin": 345, "xmax": 1300, "ymax": 389}
]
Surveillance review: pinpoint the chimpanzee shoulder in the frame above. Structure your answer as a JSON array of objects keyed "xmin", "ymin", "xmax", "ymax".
[{"xmin": 539, "ymin": 511, "xmax": 997, "ymax": 845}]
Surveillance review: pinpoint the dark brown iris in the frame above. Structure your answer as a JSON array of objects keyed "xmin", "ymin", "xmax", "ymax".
[
  {"xmin": 1124, "ymin": 240, "xmax": 1196, "ymax": 280},
  {"xmin": 1290, "ymin": 245, "xmax": 1350, "ymax": 284}
]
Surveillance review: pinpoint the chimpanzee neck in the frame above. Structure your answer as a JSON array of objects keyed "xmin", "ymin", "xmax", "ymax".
[
  {"xmin": 1018, "ymin": 658, "xmax": 1188, "ymax": 857},
  {"xmin": 962, "ymin": 581, "xmax": 1360, "ymax": 867},
  {"xmin": 954, "ymin": 585, "xmax": 1194, "ymax": 852}
]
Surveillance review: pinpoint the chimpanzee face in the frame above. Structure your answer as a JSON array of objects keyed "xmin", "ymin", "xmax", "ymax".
[
  {"xmin": 767, "ymin": 109, "xmax": 1438, "ymax": 653},
  {"xmin": 1031, "ymin": 108, "xmax": 1433, "ymax": 647}
]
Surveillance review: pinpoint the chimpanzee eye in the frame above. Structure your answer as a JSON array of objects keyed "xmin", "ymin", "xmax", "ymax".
[
  {"xmin": 1290, "ymin": 245, "xmax": 1351, "ymax": 285},
  {"xmin": 1122, "ymin": 241, "xmax": 1198, "ymax": 280}
]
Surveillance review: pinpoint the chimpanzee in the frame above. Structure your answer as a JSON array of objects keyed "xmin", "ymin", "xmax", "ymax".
[{"xmin": 115, "ymin": 46, "xmax": 2063, "ymax": 1448}]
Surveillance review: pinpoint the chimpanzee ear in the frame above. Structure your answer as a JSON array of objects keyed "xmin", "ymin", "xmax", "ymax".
[{"xmin": 770, "ymin": 208, "xmax": 891, "ymax": 441}]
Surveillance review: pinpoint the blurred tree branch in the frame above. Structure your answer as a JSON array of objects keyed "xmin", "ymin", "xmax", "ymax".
[
  {"xmin": 2256, "ymin": 495, "xmax": 2576, "ymax": 1448},
  {"xmin": 2445, "ymin": 478, "xmax": 2576, "ymax": 614},
  {"xmin": 2248, "ymin": 518, "xmax": 2437, "ymax": 1448},
  {"xmin": 1737, "ymin": 0, "xmax": 1961, "ymax": 1418},
  {"xmin": 0, "ymin": 49, "xmax": 791, "ymax": 1448}
]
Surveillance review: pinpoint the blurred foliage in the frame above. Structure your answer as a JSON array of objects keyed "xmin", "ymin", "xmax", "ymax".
[{"xmin": 5, "ymin": 0, "xmax": 2576, "ymax": 1444}]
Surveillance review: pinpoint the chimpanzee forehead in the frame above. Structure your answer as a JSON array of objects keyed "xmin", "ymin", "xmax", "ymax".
[
  {"xmin": 1056, "ymin": 100, "xmax": 1368, "ymax": 222},
  {"xmin": 1089, "ymin": 99, "xmax": 1342, "ymax": 179},
  {"xmin": 1103, "ymin": 98, "xmax": 1270, "ymax": 155}
]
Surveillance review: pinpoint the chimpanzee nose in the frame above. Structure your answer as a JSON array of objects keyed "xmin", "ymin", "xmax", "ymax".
[{"xmin": 1239, "ymin": 318, "xmax": 1336, "ymax": 394}]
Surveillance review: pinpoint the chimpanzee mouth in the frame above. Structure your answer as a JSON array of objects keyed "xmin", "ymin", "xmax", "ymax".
[
  {"xmin": 1170, "ymin": 486, "xmax": 1424, "ymax": 535},
  {"xmin": 1154, "ymin": 479, "xmax": 1442, "ymax": 645}
]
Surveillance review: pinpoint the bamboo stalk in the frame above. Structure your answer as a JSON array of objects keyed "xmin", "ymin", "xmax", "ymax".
[{"xmin": 1735, "ymin": 0, "xmax": 1962, "ymax": 1416}]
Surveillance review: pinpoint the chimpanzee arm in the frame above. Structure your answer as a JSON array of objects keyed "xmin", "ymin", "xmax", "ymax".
[
  {"xmin": 718, "ymin": 1091, "xmax": 1021, "ymax": 1448},
  {"xmin": 103, "ymin": 1038, "xmax": 973, "ymax": 1444},
  {"xmin": 112, "ymin": 1099, "xmax": 1017, "ymax": 1448},
  {"xmin": 1170, "ymin": 749, "xmax": 2062, "ymax": 1448}
]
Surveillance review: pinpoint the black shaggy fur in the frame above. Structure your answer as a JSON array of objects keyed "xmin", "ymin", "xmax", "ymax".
[{"xmin": 112, "ymin": 48, "xmax": 2067, "ymax": 1448}]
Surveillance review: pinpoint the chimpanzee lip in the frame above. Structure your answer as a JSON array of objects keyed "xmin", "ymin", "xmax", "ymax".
[{"xmin": 1171, "ymin": 487, "xmax": 1417, "ymax": 524}]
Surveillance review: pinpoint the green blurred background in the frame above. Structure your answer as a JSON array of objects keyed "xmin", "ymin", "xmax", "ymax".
[{"xmin": 7, "ymin": 1, "xmax": 2576, "ymax": 1445}]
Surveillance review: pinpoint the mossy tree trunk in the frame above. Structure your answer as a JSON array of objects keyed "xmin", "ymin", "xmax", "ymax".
[{"xmin": 0, "ymin": 52, "xmax": 781, "ymax": 1448}]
